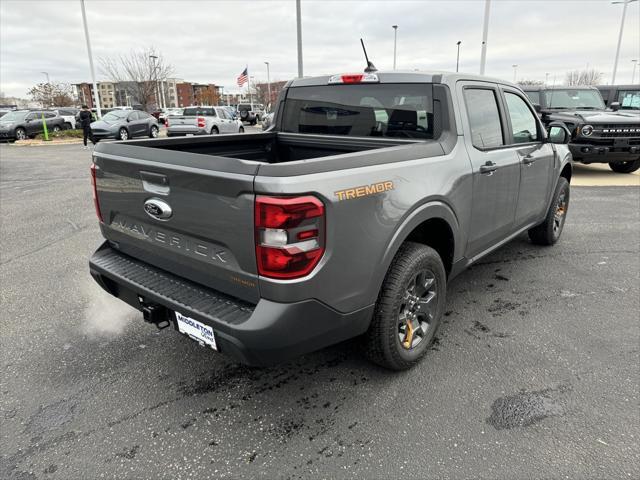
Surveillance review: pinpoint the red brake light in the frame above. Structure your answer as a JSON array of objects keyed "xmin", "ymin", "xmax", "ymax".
[
  {"xmin": 341, "ymin": 74, "xmax": 364, "ymax": 84},
  {"xmin": 165, "ymin": 117, "xmax": 169, "ymax": 128},
  {"xmin": 197, "ymin": 116, "xmax": 206, "ymax": 128},
  {"xmin": 255, "ymin": 195, "xmax": 325, "ymax": 279},
  {"xmin": 90, "ymin": 163, "xmax": 103, "ymax": 222}
]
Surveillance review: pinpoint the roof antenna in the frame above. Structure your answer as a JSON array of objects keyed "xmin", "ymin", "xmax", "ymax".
[{"xmin": 360, "ymin": 38, "xmax": 377, "ymax": 73}]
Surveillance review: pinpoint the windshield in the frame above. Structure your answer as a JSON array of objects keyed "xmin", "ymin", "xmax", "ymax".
[
  {"xmin": 281, "ymin": 83, "xmax": 434, "ymax": 139},
  {"xmin": 544, "ymin": 89, "xmax": 605, "ymax": 109},
  {"xmin": 618, "ymin": 90, "xmax": 640, "ymax": 110},
  {"xmin": 1, "ymin": 111, "xmax": 28, "ymax": 122},
  {"xmin": 102, "ymin": 111, "xmax": 128, "ymax": 122}
]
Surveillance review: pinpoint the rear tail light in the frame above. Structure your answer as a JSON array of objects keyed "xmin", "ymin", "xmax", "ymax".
[
  {"xmin": 197, "ymin": 116, "xmax": 205, "ymax": 128},
  {"xmin": 255, "ymin": 195, "xmax": 325, "ymax": 279},
  {"xmin": 90, "ymin": 162, "xmax": 103, "ymax": 222},
  {"xmin": 165, "ymin": 117, "xmax": 169, "ymax": 128}
]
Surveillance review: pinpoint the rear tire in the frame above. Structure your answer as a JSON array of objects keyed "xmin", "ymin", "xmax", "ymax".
[
  {"xmin": 364, "ymin": 242, "xmax": 446, "ymax": 371},
  {"xmin": 528, "ymin": 177, "xmax": 570, "ymax": 246},
  {"xmin": 52, "ymin": 125, "xmax": 61, "ymax": 133},
  {"xmin": 239, "ymin": 126, "xmax": 244, "ymax": 133},
  {"xmin": 609, "ymin": 160, "xmax": 640, "ymax": 173},
  {"xmin": 211, "ymin": 126, "xmax": 219, "ymax": 135},
  {"xmin": 15, "ymin": 128, "xmax": 26, "ymax": 141},
  {"xmin": 64, "ymin": 122, "xmax": 72, "ymax": 130},
  {"xmin": 149, "ymin": 125, "xmax": 159, "ymax": 138},
  {"xmin": 118, "ymin": 128, "xmax": 129, "ymax": 141}
]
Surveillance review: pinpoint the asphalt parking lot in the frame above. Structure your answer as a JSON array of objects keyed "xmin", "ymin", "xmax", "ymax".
[{"xmin": 1, "ymin": 143, "xmax": 638, "ymax": 480}]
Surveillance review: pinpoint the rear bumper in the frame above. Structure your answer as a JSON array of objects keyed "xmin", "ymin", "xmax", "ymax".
[
  {"xmin": 569, "ymin": 143, "xmax": 640, "ymax": 163},
  {"xmin": 166, "ymin": 127, "xmax": 207, "ymax": 137},
  {"xmin": 89, "ymin": 243, "xmax": 372, "ymax": 366}
]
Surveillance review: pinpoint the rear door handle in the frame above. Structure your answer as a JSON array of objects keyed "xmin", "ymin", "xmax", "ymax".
[
  {"xmin": 522, "ymin": 155, "xmax": 536, "ymax": 165},
  {"xmin": 479, "ymin": 161, "xmax": 498, "ymax": 175}
]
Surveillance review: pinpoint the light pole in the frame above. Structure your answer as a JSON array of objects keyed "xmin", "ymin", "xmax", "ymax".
[
  {"xmin": 611, "ymin": 0, "xmax": 638, "ymax": 84},
  {"xmin": 80, "ymin": 0, "xmax": 101, "ymax": 117},
  {"xmin": 392, "ymin": 25, "xmax": 398, "ymax": 70},
  {"xmin": 479, "ymin": 0, "xmax": 491, "ymax": 75},
  {"xmin": 149, "ymin": 54, "xmax": 159, "ymax": 109},
  {"xmin": 296, "ymin": 0, "xmax": 303, "ymax": 78},
  {"xmin": 631, "ymin": 59, "xmax": 638, "ymax": 83},
  {"xmin": 41, "ymin": 72, "xmax": 50, "ymax": 107},
  {"xmin": 545, "ymin": 72, "xmax": 550, "ymax": 85},
  {"xmin": 512, "ymin": 64, "xmax": 518, "ymax": 82},
  {"xmin": 264, "ymin": 61, "xmax": 271, "ymax": 107},
  {"xmin": 456, "ymin": 41, "xmax": 462, "ymax": 72}
]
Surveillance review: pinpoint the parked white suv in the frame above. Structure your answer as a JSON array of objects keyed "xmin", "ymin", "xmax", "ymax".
[{"xmin": 166, "ymin": 106, "xmax": 244, "ymax": 136}]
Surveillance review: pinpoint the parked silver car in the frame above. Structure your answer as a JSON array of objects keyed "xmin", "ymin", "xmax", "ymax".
[{"xmin": 166, "ymin": 106, "xmax": 244, "ymax": 136}]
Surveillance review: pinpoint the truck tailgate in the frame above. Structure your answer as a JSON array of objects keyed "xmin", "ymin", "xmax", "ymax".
[{"xmin": 92, "ymin": 143, "xmax": 260, "ymax": 303}]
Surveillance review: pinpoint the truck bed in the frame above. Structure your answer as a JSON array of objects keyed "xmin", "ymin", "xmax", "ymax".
[{"xmin": 122, "ymin": 131, "xmax": 419, "ymax": 163}]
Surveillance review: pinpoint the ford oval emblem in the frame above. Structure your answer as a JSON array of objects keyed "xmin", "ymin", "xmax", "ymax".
[{"xmin": 144, "ymin": 198, "xmax": 172, "ymax": 220}]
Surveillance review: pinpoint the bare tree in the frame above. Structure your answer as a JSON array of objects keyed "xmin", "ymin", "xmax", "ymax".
[
  {"xmin": 27, "ymin": 82, "xmax": 75, "ymax": 107},
  {"xmin": 100, "ymin": 47, "xmax": 174, "ymax": 110},
  {"xmin": 518, "ymin": 79, "xmax": 544, "ymax": 86},
  {"xmin": 565, "ymin": 68, "xmax": 604, "ymax": 86}
]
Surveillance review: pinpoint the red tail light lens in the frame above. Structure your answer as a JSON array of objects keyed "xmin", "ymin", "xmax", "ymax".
[
  {"xmin": 165, "ymin": 117, "xmax": 169, "ymax": 128},
  {"xmin": 197, "ymin": 116, "xmax": 205, "ymax": 128},
  {"xmin": 255, "ymin": 195, "xmax": 325, "ymax": 279},
  {"xmin": 341, "ymin": 74, "xmax": 364, "ymax": 84},
  {"xmin": 90, "ymin": 163, "xmax": 103, "ymax": 222}
]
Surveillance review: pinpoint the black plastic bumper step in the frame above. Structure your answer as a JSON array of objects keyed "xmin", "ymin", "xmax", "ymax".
[{"xmin": 90, "ymin": 246, "xmax": 255, "ymax": 326}]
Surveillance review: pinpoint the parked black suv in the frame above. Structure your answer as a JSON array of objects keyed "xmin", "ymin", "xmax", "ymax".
[
  {"xmin": 0, "ymin": 110, "xmax": 65, "ymax": 141},
  {"xmin": 596, "ymin": 84, "xmax": 640, "ymax": 112},
  {"xmin": 523, "ymin": 86, "xmax": 640, "ymax": 173}
]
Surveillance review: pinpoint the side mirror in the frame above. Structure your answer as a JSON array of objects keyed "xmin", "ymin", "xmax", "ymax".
[
  {"xmin": 610, "ymin": 101, "xmax": 621, "ymax": 112},
  {"xmin": 533, "ymin": 103, "xmax": 542, "ymax": 114},
  {"xmin": 547, "ymin": 122, "xmax": 571, "ymax": 145}
]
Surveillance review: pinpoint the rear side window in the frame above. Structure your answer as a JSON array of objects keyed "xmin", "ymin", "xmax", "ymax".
[
  {"xmin": 282, "ymin": 84, "xmax": 434, "ymax": 139},
  {"xmin": 504, "ymin": 92, "xmax": 539, "ymax": 143},
  {"xmin": 463, "ymin": 88, "xmax": 503, "ymax": 148}
]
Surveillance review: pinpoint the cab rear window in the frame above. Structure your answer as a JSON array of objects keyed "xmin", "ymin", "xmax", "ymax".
[{"xmin": 281, "ymin": 84, "xmax": 434, "ymax": 139}]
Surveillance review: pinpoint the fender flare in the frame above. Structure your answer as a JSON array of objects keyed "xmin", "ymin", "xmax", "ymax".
[{"xmin": 369, "ymin": 200, "xmax": 461, "ymax": 302}]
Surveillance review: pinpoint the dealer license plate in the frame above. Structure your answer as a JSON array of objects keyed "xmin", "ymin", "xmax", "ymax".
[{"xmin": 175, "ymin": 312, "xmax": 217, "ymax": 350}]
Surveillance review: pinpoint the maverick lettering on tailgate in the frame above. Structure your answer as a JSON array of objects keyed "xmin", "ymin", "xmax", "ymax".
[{"xmin": 112, "ymin": 218, "xmax": 228, "ymax": 264}]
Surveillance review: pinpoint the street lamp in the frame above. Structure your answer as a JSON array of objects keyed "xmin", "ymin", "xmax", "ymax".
[
  {"xmin": 149, "ymin": 54, "xmax": 160, "ymax": 108},
  {"xmin": 296, "ymin": 0, "xmax": 303, "ymax": 78},
  {"xmin": 456, "ymin": 41, "xmax": 462, "ymax": 72},
  {"xmin": 545, "ymin": 72, "xmax": 550, "ymax": 85},
  {"xmin": 264, "ymin": 61, "xmax": 271, "ymax": 107},
  {"xmin": 631, "ymin": 59, "xmax": 638, "ymax": 84},
  {"xmin": 80, "ymin": 0, "xmax": 101, "ymax": 117},
  {"xmin": 479, "ymin": 0, "xmax": 491, "ymax": 75},
  {"xmin": 41, "ymin": 71, "xmax": 51, "ymax": 107},
  {"xmin": 512, "ymin": 64, "xmax": 518, "ymax": 82},
  {"xmin": 392, "ymin": 25, "xmax": 398, "ymax": 70},
  {"xmin": 611, "ymin": 0, "xmax": 638, "ymax": 84}
]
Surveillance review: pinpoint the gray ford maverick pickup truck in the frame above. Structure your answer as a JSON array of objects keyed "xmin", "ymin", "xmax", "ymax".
[{"xmin": 89, "ymin": 71, "xmax": 573, "ymax": 370}]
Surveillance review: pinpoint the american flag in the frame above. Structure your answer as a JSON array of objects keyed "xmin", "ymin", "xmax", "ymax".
[{"xmin": 237, "ymin": 67, "xmax": 248, "ymax": 87}]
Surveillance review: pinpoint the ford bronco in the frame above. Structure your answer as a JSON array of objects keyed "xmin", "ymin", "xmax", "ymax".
[{"xmin": 523, "ymin": 85, "xmax": 640, "ymax": 173}]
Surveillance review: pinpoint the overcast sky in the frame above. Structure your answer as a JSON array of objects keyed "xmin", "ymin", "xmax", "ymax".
[{"xmin": 1, "ymin": 0, "xmax": 639, "ymax": 98}]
